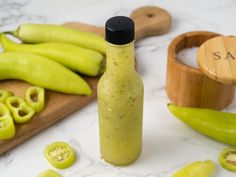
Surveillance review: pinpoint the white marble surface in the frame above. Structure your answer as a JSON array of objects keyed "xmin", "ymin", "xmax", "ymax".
[{"xmin": 0, "ymin": 0, "xmax": 236, "ymax": 176}]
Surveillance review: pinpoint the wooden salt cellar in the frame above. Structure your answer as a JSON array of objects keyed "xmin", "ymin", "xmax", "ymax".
[{"xmin": 166, "ymin": 31, "xmax": 235, "ymax": 110}]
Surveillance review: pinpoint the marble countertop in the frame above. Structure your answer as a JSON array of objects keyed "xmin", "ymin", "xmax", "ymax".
[{"xmin": 0, "ymin": 0, "xmax": 236, "ymax": 176}]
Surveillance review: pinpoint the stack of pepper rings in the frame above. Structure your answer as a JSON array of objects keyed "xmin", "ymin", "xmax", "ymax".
[{"xmin": 0, "ymin": 86, "xmax": 45, "ymax": 140}]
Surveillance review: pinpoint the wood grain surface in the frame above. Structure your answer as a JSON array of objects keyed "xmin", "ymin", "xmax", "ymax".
[
  {"xmin": 166, "ymin": 31, "xmax": 234, "ymax": 110},
  {"xmin": 198, "ymin": 36, "xmax": 236, "ymax": 85},
  {"xmin": 0, "ymin": 6, "xmax": 171, "ymax": 155}
]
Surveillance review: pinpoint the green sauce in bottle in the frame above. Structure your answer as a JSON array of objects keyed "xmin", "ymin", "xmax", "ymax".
[{"xmin": 97, "ymin": 16, "xmax": 144, "ymax": 166}]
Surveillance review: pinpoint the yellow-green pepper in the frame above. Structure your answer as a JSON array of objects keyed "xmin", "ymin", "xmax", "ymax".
[
  {"xmin": 0, "ymin": 52, "xmax": 92, "ymax": 95},
  {"xmin": 0, "ymin": 102, "xmax": 16, "ymax": 140},
  {"xmin": 171, "ymin": 160, "xmax": 215, "ymax": 177},
  {"xmin": 219, "ymin": 147, "xmax": 236, "ymax": 172},
  {"xmin": 168, "ymin": 103, "xmax": 236, "ymax": 146},
  {"xmin": 38, "ymin": 169, "xmax": 61, "ymax": 177},
  {"xmin": 6, "ymin": 96, "xmax": 35, "ymax": 124},
  {"xmin": 0, "ymin": 89, "xmax": 12, "ymax": 103},
  {"xmin": 1, "ymin": 33, "xmax": 105, "ymax": 76},
  {"xmin": 8, "ymin": 23, "xmax": 106, "ymax": 54},
  {"xmin": 44, "ymin": 141, "xmax": 76, "ymax": 169},
  {"xmin": 25, "ymin": 86, "xmax": 45, "ymax": 114}
]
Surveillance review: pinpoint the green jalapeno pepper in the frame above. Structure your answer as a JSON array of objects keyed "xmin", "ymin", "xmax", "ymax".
[
  {"xmin": 171, "ymin": 160, "xmax": 215, "ymax": 177},
  {"xmin": 0, "ymin": 103, "xmax": 16, "ymax": 140},
  {"xmin": 6, "ymin": 96, "xmax": 35, "ymax": 124},
  {"xmin": 168, "ymin": 103, "xmax": 236, "ymax": 146},
  {"xmin": 1, "ymin": 33, "xmax": 105, "ymax": 76},
  {"xmin": 38, "ymin": 169, "xmax": 61, "ymax": 177},
  {"xmin": 0, "ymin": 52, "xmax": 92, "ymax": 95},
  {"xmin": 7, "ymin": 23, "xmax": 106, "ymax": 54},
  {"xmin": 0, "ymin": 89, "xmax": 12, "ymax": 103},
  {"xmin": 25, "ymin": 86, "xmax": 45, "ymax": 113},
  {"xmin": 219, "ymin": 147, "xmax": 236, "ymax": 172}
]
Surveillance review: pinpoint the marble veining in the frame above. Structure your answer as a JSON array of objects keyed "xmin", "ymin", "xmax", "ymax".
[
  {"xmin": 0, "ymin": 0, "xmax": 236, "ymax": 177},
  {"xmin": 0, "ymin": 0, "xmax": 46, "ymax": 31}
]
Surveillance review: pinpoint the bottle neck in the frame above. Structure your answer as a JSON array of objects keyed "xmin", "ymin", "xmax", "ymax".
[{"xmin": 106, "ymin": 41, "xmax": 135, "ymax": 72}]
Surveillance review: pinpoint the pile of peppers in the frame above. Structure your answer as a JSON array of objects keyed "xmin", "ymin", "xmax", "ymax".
[
  {"xmin": 0, "ymin": 87, "xmax": 45, "ymax": 140},
  {"xmin": 0, "ymin": 23, "xmax": 107, "ymax": 96}
]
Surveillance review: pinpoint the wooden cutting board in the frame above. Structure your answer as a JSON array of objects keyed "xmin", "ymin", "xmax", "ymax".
[{"xmin": 0, "ymin": 6, "xmax": 171, "ymax": 155}]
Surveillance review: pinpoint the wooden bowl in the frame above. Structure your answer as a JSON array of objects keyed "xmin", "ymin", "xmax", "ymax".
[{"xmin": 166, "ymin": 31, "xmax": 235, "ymax": 110}]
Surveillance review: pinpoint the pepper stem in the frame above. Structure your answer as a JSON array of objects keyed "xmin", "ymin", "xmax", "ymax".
[
  {"xmin": 4, "ymin": 28, "xmax": 18, "ymax": 37},
  {"xmin": 4, "ymin": 31, "xmax": 15, "ymax": 36}
]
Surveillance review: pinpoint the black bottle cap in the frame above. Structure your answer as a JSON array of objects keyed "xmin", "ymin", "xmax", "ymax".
[{"xmin": 105, "ymin": 16, "xmax": 135, "ymax": 45}]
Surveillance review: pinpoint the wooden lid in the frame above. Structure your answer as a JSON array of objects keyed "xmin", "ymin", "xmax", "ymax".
[{"xmin": 198, "ymin": 36, "xmax": 236, "ymax": 85}]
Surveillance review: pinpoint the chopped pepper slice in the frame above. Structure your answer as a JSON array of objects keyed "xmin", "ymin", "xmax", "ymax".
[
  {"xmin": 38, "ymin": 169, "xmax": 61, "ymax": 177},
  {"xmin": 219, "ymin": 147, "xmax": 236, "ymax": 172},
  {"xmin": 25, "ymin": 86, "xmax": 45, "ymax": 113},
  {"xmin": 171, "ymin": 160, "xmax": 215, "ymax": 177},
  {"xmin": 0, "ymin": 103, "xmax": 15, "ymax": 140},
  {"xmin": 0, "ymin": 90, "xmax": 13, "ymax": 103},
  {"xmin": 6, "ymin": 96, "xmax": 35, "ymax": 124},
  {"xmin": 44, "ymin": 141, "xmax": 76, "ymax": 169}
]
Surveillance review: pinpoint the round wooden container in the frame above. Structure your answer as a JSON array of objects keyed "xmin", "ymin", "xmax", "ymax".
[{"xmin": 166, "ymin": 31, "xmax": 235, "ymax": 110}]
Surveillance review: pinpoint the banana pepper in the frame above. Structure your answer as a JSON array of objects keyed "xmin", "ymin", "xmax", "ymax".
[
  {"xmin": 0, "ymin": 52, "xmax": 92, "ymax": 95},
  {"xmin": 171, "ymin": 160, "xmax": 215, "ymax": 177},
  {"xmin": 168, "ymin": 103, "xmax": 236, "ymax": 146},
  {"xmin": 8, "ymin": 23, "xmax": 106, "ymax": 54}
]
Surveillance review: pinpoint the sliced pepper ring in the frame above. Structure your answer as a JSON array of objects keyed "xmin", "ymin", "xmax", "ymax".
[
  {"xmin": 0, "ymin": 90, "xmax": 13, "ymax": 103},
  {"xmin": 6, "ymin": 96, "xmax": 35, "ymax": 124},
  {"xmin": 0, "ymin": 103, "xmax": 15, "ymax": 140},
  {"xmin": 44, "ymin": 141, "xmax": 76, "ymax": 169},
  {"xmin": 25, "ymin": 86, "xmax": 45, "ymax": 113},
  {"xmin": 6, "ymin": 96, "xmax": 24, "ymax": 110},
  {"xmin": 38, "ymin": 169, "xmax": 61, "ymax": 177},
  {"xmin": 219, "ymin": 147, "xmax": 236, "ymax": 172},
  {"xmin": 14, "ymin": 103, "xmax": 35, "ymax": 124}
]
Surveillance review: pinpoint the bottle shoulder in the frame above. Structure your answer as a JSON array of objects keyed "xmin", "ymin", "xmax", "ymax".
[{"xmin": 98, "ymin": 71, "xmax": 143, "ymax": 94}]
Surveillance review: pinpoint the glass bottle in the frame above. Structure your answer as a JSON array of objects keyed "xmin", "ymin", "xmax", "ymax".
[{"xmin": 97, "ymin": 16, "xmax": 144, "ymax": 166}]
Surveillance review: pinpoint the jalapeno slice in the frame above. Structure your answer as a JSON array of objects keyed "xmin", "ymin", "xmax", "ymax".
[
  {"xmin": 44, "ymin": 142, "xmax": 76, "ymax": 169},
  {"xmin": 219, "ymin": 148, "xmax": 236, "ymax": 172},
  {"xmin": 6, "ymin": 96, "xmax": 35, "ymax": 124},
  {"xmin": 38, "ymin": 169, "xmax": 61, "ymax": 177},
  {"xmin": 25, "ymin": 86, "xmax": 45, "ymax": 113},
  {"xmin": 0, "ymin": 90, "xmax": 12, "ymax": 103},
  {"xmin": 0, "ymin": 103, "xmax": 15, "ymax": 140}
]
